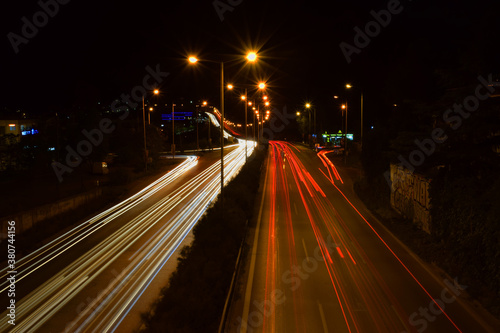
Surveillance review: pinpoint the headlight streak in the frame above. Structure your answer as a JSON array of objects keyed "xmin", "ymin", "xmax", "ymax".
[
  {"xmin": 207, "ymin": 112, "xmax": 231, "ymax": 138},
  {"xmin": 0, "ymin": 156, "xmax": 198, "ymax": 293},
  {"xmin": 78, "ymin": 145, "xmax": 254, "ymax": 333},
  {"xmin": 0, "ymin": 141, "xmax": 255, "ymax": 332}
]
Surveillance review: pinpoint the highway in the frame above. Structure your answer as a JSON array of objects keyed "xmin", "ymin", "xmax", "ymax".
[
  {"xmin": 229, "ymin": 141, "xmax": 499, "ymax": 333},
  {"xmin": 0, "ymin": 112, "xmax": 254, "ymax": 332}
]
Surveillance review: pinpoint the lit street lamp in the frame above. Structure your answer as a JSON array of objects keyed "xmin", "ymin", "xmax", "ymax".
[
  {"xmin": 241, "ymin": 92, "xmax": 247, "ymax": 161},
  {"xmin": 341, "ymin": 102, "xmax": 348, "ymax": 163},
  {"xmin": 188, "ymin": 52, "xmax": 258, "ymax": 217},
  {"xmin": 148, "ymin": 107, "xmax": 153, "ymax": 125},
  {"xmin": 345, "ymin": 83, "xmax": 364, "ymax": 148},
  {"xmin": 142, "ymin": 88, "xmax": 159, "ymax": 172},
  {"xmin": 304, "ymin": 103, "xmax": 315, "ymax": 146},
  {"xmin": 227, "ymin": 82, "xmax": 265, "ymax": 160},
  {"xmin": 201, "ymin": 101, "xmax": 212, "ymax": 150}
]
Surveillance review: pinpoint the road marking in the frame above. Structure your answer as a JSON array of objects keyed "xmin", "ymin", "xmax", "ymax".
[
  {"xmin": 318, "ymin": 301, "xmax": 329, "ymax": 333},
  {"xmin": 240, "ymin": 153, "xmax": 270, "ymax": 333},
  {"xmin": 302, "ymin": 238, "xmax": 311, "ymax": 262}
]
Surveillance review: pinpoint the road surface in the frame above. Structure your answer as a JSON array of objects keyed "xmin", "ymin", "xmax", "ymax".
[
  {"xmin": 0, "ymin": 140, "xmax": 254, "ymax": 332},
  {"xmin": 228, "ymin": 141, "xmax": 499, "ymax": 333}
]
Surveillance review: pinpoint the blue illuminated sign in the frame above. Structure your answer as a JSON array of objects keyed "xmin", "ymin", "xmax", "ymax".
[{"xmin": 162, "ymin": 112, "xmax": 193, "ymax": 121}]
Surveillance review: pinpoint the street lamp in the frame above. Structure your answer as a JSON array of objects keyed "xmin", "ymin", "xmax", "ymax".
[
  {"xmin": 241, "ymin": 93, "xmax": 248, "ymax": 161},
  {"xmin": 142, "ymin": 89, "xmax": 159, "ymax": 172},
  {"xmin": 305, "ymin": 103, "xmax": 311, "ymax": 145},
  {"xmin": 345, "ymin": 83, "xmax": 364, "ymax": 148},
  {"xmin": 148, "ymin": 107, "xmax": 153, "ymax": 125},
  {"xmin": 228, "ymin": 81, "xmax": 265, "ymax": 152},
  {"xmin": 188, "ymin": 52, "xmax": 257, "ymax": 215},
  {"xmin": 246, "ymin": 51, "xmax": 257, "ymax": 62},
  {"xmin": 171, "ymin": 102, "xmax": 177, "ymax": 159},
  {"xmin": 227, "ymin": 83, "xmax": 250, "ymax": 162},
  {"xmin": 251, "ymin": 104, "xmax": 256, "ymax": 143},
  {"xmin": 305, "ymin": 103, "xmax": 315, "ymax": 146},
  {"xmin": 341, "ymin": 103, "xmax": 348, "ymax": 163},
  {"xmin": 202, "ymin": 101, "xmax": 212, "ymax": 150}
]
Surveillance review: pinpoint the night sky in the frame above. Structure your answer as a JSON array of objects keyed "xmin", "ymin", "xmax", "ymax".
[{"xmin": 2, "ymin": 0, "xmax": 500, "ymax": 131}]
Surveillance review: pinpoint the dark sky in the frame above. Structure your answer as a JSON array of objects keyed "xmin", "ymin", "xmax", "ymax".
[{"xmin": 2, "ymin": 0, "xmax": 499, "ymax": 130}]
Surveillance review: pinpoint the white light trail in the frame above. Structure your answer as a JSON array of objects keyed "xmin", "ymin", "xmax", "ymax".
[{"xmin": 0, "ymin": 116, "xmax": 256, "ymax": 333}]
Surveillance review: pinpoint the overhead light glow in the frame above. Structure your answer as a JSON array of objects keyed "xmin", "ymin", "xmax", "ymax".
[{"xmin": 246, "ymin": 51, "xmax": 257, "ymax": 62}]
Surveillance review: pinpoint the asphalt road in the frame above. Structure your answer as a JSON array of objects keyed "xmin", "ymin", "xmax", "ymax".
[
  {"xmin": 229, "ymin": 141, "xmax": 500, "ymax": 333},
  {"xmin": 0, "ymin": 141, "xmax": 254, "ymax": 333}
]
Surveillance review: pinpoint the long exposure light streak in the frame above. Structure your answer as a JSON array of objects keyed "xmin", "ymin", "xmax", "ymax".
[
  {"xmin": 264, "ymin": 141, "xmax": 461, "ymax": 333},
  {"xmin": 0, "ymin": 116, "xmax": 255, "ymax": 332}
]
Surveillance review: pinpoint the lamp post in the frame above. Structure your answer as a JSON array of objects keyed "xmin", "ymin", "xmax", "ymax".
[
  {"xmin": 255, "ymin": 109, "xmax": 260, "ymax": 144},
  {"xmin": 305, "ymin": 103, "xmax": 314, "ymax": 146},
  {"xmin": 188, "ymin": 52, "xmax": 258, "ymax": 217},
  {"xmin": 148, "ymin": 107, "xmax": 153, "ymax": 124},
  {"xmin": 341, "ymin": 102, "xmax": 348, "ymax": 164},
  {"xmin": 171, "ymin": 102, "xmax": 176, "ymax": 159},
  {"xmin": 220, "ymin": 61, "xmax": 224, "ymax": 197},
  {"xmin": 251, "ymin": 104, "xmax": 256, "ymax": 143},
  {"xmin": 201, "ymin": 101, "xmax": 211, "ymax": 150},
  {"xmin": 243, "ymin": 90, "xmax": 247, "ymax": 161},
  {"xmin": 345, "ymin": 83, "xmax": 364, "ymax": 148},
  {"xmin": 142, "ymin": 89, "xmax": 159, "ymax": 172},
  {"xmin": 227, "ymin": 82, "xmax": 265, "ymax": 161}
]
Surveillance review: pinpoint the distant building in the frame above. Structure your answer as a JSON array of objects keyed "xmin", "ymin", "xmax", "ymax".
[
  {"xmin": 0, "ymin": 119, "xmax": 38, "ymax": 145},
  {"xmin": 322, "ymin": 130, "xmax": 353, "ymax": 146},
  {"xmin": 489, "ymin": 81, "xmax": 500, "ymax": 98}
]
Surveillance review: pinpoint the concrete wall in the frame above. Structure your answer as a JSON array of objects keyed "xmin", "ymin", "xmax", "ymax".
[
  {"xmin": 1, "ymin": 188, "xmax": 102, "ymax": 239},
  {"xmin": 390, "ymin": 164, "xmax": 431, "ymax": 233}
]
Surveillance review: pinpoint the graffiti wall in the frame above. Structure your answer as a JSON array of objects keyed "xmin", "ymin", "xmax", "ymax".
[{"xmin": 390, "ymin": 164, "xmax": 431, "ymax": 233}]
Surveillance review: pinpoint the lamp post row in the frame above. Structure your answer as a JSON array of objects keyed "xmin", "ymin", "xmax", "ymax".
[
  {"xmin": 142, "ymin": 52, "xmax": 269, "ymax": 224},
  {"xmin": 142, "ymin": 88, "xmax": 159, "ymax": 172},
  {"xmin": 188, "ymin": 51, "xmax": 259, "ymax": 220}
]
